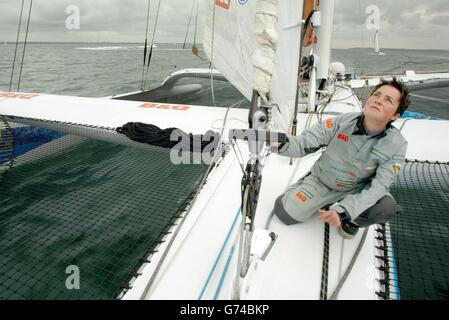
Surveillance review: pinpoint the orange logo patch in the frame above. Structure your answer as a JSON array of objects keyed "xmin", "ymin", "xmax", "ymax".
[
  {"xmin": 139, "ymin": 102, "xmax": 190, "ymax": 111},
  {"xmin": 337, "ymin": 133, "xmax": 349, "ymax": 143},
  {"xmin": 325, "ymin": 118, "xmax": 334, "ymax": 129},
  {"xmin": 216, "ymin": 0, "xmax": 231, "ymax": 9},
  {"xmin": 295, "ymin": 192, "xmax": 308, "ymax": 203}
]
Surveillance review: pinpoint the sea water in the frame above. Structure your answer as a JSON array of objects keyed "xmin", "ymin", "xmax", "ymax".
[{"xmin": 1, "ymin": 43, "xmax": 448, "ymax": 118}]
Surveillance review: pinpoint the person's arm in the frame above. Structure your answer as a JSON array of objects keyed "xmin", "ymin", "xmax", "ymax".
[
  {"xmin": 271, "ymin": 117, "xmax": 339, "ymax": 158},
  {"xmin": 330, "ymin": 143, "xmax": 407, "ymax": 221}
]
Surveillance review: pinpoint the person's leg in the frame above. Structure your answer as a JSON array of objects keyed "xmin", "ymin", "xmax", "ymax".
[
  {"xmin": 273, "ymin": 175, "xmax": 345, "ymax": 225},
  {"xmin": 353, "ymin": 193, "xmax": 402, "ymax": 228}
]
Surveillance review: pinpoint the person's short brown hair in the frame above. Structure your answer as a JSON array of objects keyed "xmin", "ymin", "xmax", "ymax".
[{"xmin": 371, "ymin": 78, "xmax": 411, "ymax": 115}]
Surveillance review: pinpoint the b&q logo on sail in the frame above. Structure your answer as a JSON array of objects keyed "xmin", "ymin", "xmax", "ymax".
[
  {"xmin": 216, "ymin": 0, "xmax": 231, "ymax": 10},
  {"xmin": 0, "ymin": 92, "xmax": 40, "ymax": 99}
]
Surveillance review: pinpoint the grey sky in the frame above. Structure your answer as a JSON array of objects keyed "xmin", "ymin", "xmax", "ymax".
[{"xmin": 0, "ymin": 0, "xmax": 448, "ymax": 49}]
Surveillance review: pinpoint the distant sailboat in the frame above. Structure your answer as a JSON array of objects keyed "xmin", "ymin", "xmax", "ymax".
[{"xmin": 374, "ymin": 29, "xmax": 386, "ymax": 56}]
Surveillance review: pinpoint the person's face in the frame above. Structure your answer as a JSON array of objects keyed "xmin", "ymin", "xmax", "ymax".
[{"xmin": 363, "ymin": 85, "xmax": 402, "ymax": 124}]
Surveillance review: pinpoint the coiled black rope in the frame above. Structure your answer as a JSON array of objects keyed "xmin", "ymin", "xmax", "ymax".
[
  {"xmin": 320, "ymin": 223, "xmax": 330, "ymax": 300},
  {"xmin": 116, "ymin": 122, "xmax": 220, "ymax": 152}
]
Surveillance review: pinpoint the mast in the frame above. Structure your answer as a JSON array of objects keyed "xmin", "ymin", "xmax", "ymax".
[
  {"xmin": 314, "ymin": 0, "xmax": 335, "ymax": 82},
  {"xmin": 304, "ymin": 0, "xmax": 335, "ymax": 111}
]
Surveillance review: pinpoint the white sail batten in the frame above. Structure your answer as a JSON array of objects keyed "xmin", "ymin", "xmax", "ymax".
[{"xmin": 203, "ymin": 0, "xmax": 303, "ymax": 133}]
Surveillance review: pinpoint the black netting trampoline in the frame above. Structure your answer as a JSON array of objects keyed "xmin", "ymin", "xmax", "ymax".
[
  {"xmin": 0, "ymin": 122, "xmax": 209, "ymax": 299},
  {"xmin": 377, "ymin": 160, "xmax": 449, "ymax": 300}
]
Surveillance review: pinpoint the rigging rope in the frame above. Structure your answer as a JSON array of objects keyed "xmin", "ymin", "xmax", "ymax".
[
  {"xmin": 143, "ymin": 0, "xmax": 162, "ymax": 91},
  {"xmin": 209, "ymin": 2, "xmax": 217, "ymax": 107},
  {"xmin": 187, "ymin": 0, "xmax": 207, "ymax": 62},
  {"xmin": 182, "ymin": 0, "xmax": 195, "ymax": 50},
  {"xmin": 17, "ymin": 0, "xmax": 33, "ymax": 92},
  {"xmin": 140, "ymin": 0, "xmax": 152, "ymax": 91},
  {"xmin": 291, "ymin": 3, "xmax": 314, "ymax": 166},
  {"xmin": 9, "ymin": 0, "xmax": 25, "ymax": 92},
  {"xmin": 193, "ymin": 0, "xmax": 199, "ymax": 55},
  {"xmin": 329, "ymin": 228, "xmax": 369, "ymax": 300}
]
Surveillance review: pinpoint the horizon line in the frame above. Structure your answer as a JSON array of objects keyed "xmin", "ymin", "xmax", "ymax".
[{"xmin": 2, "ymin": 41, "xmax": 449, "ymax": 51}]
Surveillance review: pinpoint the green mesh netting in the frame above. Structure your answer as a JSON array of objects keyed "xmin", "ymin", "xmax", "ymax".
[
  {"xmin": 0, "ymin": 134, "xmax": 209, "ymax": 299},
  {"xmin": 383, "ymin": 160, "xmax": 449, "ymax": 300}
]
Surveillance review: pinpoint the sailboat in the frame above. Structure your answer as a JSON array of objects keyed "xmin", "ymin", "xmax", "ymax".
[
  {"xmin": 374, "ymin": 29, "xmax": 386, "ymax": 56},
  {"xmin": 1, "ymin": 0, "xmax": 449, "ymax": 300}
]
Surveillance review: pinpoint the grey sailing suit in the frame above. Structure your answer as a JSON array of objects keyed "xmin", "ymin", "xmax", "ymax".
[{"xmin": 272, "ymin": 112, "xmax": 407, "ymax": 225}]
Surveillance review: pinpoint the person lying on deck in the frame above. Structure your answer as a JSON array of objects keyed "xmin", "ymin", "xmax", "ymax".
[{"xmin": 269, "ymin": 79, "xmax": 410, "ymax": 239}]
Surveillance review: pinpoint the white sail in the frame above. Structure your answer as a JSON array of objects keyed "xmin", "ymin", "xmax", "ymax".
[
  {"xmin": 269, "ymin": 1, "xmax": 303, "ymax": 132},
  {"xmin": 202, "ymin": 0, "xmax": 303, "ymax": 132},
  {"xmin": 374, "ymin": 29, "xmax": 380, "ymax": 53},
  {"xmin": 202, "ymin": 0, "xmax": 256, "ymax": 101}
]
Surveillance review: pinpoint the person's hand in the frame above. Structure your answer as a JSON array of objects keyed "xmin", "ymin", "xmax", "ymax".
[
  {"xmin": 265, "ymin": 129, "xmax": 284, "ymax": 149},
  {"xmin": 319, "ymin": 210, "xmax": 342, "ymax": 227}
]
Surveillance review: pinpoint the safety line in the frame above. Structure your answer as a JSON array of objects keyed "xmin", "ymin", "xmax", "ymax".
[
  {"xmin": 197, "ymin": 207, "xmax": 241, "ymax": 300},
  {"xmin": 213, "ymin": 242, "xmax": 236, "ymax": 300}
]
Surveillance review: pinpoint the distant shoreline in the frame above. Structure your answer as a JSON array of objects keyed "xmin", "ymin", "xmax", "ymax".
[
  {"xmin": 2, "ymin": 42, "xmax": 449, "ymax": 51},
  {"xmin": 2, "ymin": 42, "xmax": 183, "ymax": 45}
]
